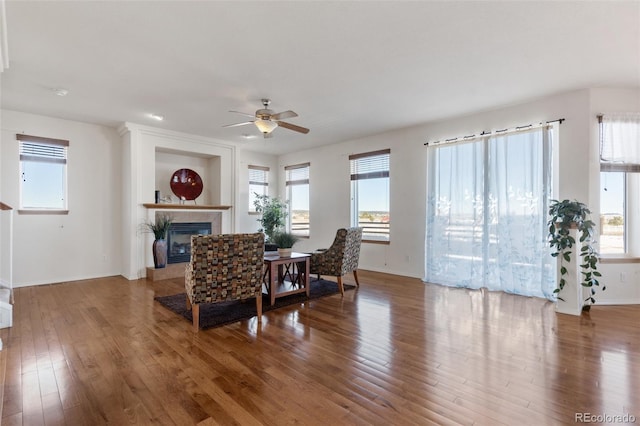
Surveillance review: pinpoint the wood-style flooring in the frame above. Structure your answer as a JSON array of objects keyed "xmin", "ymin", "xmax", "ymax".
[{"xmin": 0, "ymin": 270, "xmax": 638, "ymax": 425}]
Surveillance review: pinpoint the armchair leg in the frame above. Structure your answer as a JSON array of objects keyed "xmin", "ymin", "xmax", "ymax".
[
  {"xmin": 337, "ymin": 276, "xmax": 345, "ymax": 296},
  {"xmin": 256, "ymin": 294, "xmax": 262, "ymax": 323},
  {"xmin": 353, "ymin": 270, "xmax": 360, "ymax": 287},
  {"xmin": 192, "ymin": 304, "xmax": 200, "ymax": 332}
]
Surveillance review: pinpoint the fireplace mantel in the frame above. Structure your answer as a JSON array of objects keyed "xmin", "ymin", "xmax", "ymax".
[{"xmin": 143, "ymin": 203, "xmax": 231, "ymax": 210}]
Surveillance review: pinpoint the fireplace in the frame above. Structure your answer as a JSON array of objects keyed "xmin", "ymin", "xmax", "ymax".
[{"xmin": 167, "ymin": 222, "xmax": 212, "ymax": 264}]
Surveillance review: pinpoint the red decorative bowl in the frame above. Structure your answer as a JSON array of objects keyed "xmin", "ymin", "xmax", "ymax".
[{"xmin": 170, "ymin": 168, "xmax": 203, "ymax": 201}]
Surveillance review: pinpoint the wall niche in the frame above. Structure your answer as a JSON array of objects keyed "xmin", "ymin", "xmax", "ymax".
[{"xmin": 154, "ymin": 148, "xmax": 221, "ymax": 205}]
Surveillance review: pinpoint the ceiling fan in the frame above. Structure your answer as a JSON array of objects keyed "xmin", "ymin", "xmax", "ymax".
[{"xmin": 223, "ymin": 99, "xmax": 310, "ymax": 138}]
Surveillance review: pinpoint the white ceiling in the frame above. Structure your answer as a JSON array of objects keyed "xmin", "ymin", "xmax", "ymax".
[{"xmin": 1, "ymin": 1, "xmax": 639, "ymax": 155}]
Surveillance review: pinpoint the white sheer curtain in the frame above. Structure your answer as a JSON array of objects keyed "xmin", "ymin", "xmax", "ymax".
[
  {"xmin": 600, "ymin": 113, "xmax": 640, "ymax": 164},
  {"xmin": 425, "ymin": 126, "xmax": 555, "ymax": 299}
]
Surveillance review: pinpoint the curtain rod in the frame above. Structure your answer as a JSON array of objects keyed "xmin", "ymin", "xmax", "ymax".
[{"xmin": 423, "ymin": 118, "xmax": 564, "ymax": 146}]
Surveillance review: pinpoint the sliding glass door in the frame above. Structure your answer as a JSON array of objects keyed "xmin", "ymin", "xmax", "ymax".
[{"xmin": 425, "ymin": 126, "xmax": 555, "ymax": 299}]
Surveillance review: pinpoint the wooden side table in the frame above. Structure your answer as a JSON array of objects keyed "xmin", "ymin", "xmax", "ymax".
[{"xmin": 263, "ymin": 252, "xmax": 311, "ymax": 305}]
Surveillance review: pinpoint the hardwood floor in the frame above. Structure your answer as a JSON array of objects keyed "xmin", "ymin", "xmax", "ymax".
[{"xmin": 0, "ymin": 270, "xmax": 638, "ymax": 425}]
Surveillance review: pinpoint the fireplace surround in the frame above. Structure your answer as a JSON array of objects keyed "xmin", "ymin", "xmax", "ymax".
[
  {"xmin": 145, "ymin": 208, "xmax": 225, "ymax": 280},
  {"xmin": 167, "ymin": 222, "xmax": 212, "ymax": 264}
]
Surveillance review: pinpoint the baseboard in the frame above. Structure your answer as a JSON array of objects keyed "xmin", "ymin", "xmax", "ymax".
[
  {"xmin": 592, "ymin": 298, "xmax": 640, "ymax": 305},
  {"xmin": 358, "ymin": 265, "xmax": 422, "ymax": 279},
  {"xmin": 12, "ymin": 272, "xmax": 123, "ymax": 288}
]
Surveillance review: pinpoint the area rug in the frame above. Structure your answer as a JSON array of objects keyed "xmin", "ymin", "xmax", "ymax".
[{"xmin": 155, "ymin": 278, "xmax": 355, "ymax": 330}]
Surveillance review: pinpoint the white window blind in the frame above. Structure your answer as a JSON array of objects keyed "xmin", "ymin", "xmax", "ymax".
[
  {"xmin": 249, "ymin": 165, "xmax": 268, "ymax": 186},
  {"xmin": 285, "ymin": 163, "xmax": 310, "ymax": 185},
  {"xmin": 349, "ymin": 149, "xmax": 390, "ymax": 180}
]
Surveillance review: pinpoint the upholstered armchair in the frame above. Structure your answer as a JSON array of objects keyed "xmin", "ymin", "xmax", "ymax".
[
  {"xmin": 185, "ymin": 233, "xmax": 265, "ymax": 332},
  {"xmin": 310, "ymin": 227, "xmax": 363, "ymax": 295}
]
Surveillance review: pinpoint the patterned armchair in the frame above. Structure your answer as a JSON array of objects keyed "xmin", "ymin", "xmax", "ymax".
[
  {"xmin": 310, "ymin": 227, "xmax": 363, "ymax": 295},
  {"xmin": 185, "ymin": 233, "xmax": 265, "ymax": 332}
]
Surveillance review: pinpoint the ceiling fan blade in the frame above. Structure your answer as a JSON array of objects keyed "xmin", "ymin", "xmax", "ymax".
[
  {"xmin": 229, "ymin": 110, "xmax": 256, "ymax": 118},
  {"xmin": 276, "ymin": 120, "xmax": 310, "ymax": 134},
  {"xmin": 222, "ymin": 121, "xmax": 254, "ymax": 128},
  {"xmin": 271, "ymin": 110, "xmax": 298, "ymax": 120}
]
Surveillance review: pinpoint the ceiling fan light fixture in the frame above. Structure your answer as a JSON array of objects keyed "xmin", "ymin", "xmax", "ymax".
[{"xmin": 254, "ymin": 119, "xmax": 278, "ymax": 134}]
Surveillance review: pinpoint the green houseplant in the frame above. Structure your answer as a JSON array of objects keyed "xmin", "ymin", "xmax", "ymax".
[
  {"xmin": 547, "ymin": 199, "xmax": 604, "ymax": 306},
  {"xmin": 270, "ymin": 231, "xmax": 300, "ymax": 257},
  {"xmin": 143, "ymin": 214, "xmax": 173, "ymax": 269},
  {"xmin": 253, "ymin": 193, "xmax": 288, "ymax": 243}
]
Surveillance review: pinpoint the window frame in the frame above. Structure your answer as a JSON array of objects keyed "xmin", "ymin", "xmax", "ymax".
[
  {"xmin": 598, "ymin": 114, "xmax": 640, "ymax": 257},
  {"xmin": 17, "ymin": 134, "xmax": 69, "ymax": 215},
  {"xmin": 349, "ymin": 148, "xmax": 390, "ymax": 244},
  {"xmin": 599, "ymin": 169, "xmax": 628, "ymax": 254},
  {"xmin": 248, "ymin": 165, "xmax": 269, "ymax": 214},
  {"xmin": 285, "ymin": 162, "xmax": 310, "ymax": 237}
]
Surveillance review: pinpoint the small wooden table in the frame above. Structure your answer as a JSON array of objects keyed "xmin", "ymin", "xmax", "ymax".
[{"xmin": 263, "ymin": 252, "xmax": 311, "ymax": 305}]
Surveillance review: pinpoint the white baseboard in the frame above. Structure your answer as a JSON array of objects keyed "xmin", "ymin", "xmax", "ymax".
[
  {"xmin": 592, "ymin": 298, "xmax": 640, "ymax": 305},
  {"xmin": 358, "ymin": 265, "xmax": 422, "ymax": 279},
  {"xmin": 12, "ymin": 272, "xmax": 123, "ymax": 288}
]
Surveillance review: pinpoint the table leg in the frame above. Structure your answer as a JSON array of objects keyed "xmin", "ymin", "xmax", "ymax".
[
  {"xmin": 304, "ymin": 258, "xmax": 310, "ymax": 297},
  {"xmin": 270, "ymin": 261, "xmax": 278, "ymax": 305}
]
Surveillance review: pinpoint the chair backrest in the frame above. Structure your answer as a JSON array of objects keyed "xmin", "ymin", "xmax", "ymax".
[
  {"xmin": 186, "ymin": 233, "xmax": 264, "ymax": 304},
  {"xmin": 329, "ymin": 227, "xmax": 363, "ymax": 275}
]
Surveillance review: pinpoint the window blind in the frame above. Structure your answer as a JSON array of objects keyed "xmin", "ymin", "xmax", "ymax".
[
  {"xmin": 19, "ymin": 139, "xmax": 68, "ymax": 164},
  {"xmin": 248, "ymin": 165, "xmax": 269, "ymax": 186},
  {"xmin": 349, "ymin": 149, "xmax": 390, "ymax": 180},
  {"xmin": 285, "ymin": 163, "xmax": 309, "ymax": 186}
]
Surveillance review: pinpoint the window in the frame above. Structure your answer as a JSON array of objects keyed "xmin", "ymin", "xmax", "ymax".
[
  {"xmin": 18, "ymin": 134, "xmax": 68, "ymax": 212},
  {"xmin": 599, "ymin": 113, "xmax": 640, "ymax": 255},
  {"xmin": 248, "ymin": 165, "xmax": 269, "ymax": 212},
  {"xmin": 349, "ymin": 149, "xmax": 390, "ymax": 242},
  {"xmin": 285, "ymin": 163, "xmax": 310, "ymax": 236}
]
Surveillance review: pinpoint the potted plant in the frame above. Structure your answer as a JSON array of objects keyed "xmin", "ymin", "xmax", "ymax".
[
  {"xmin": 547, "ymin": 199, "xmax": 604, "ymax": 308},
  {"xmin": 270, "ymin": 231, "xmax": 300, "ymax": 258},
  {"xmin": 253, "ymin": 193, "xmax": 288, "ymax": 248},
  {"xmin": 144, "ymin": 214, "xmax": 173, "ymax": 268}
]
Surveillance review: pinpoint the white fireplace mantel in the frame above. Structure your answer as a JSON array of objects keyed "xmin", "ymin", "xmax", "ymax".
[{"xmin": 142, "ymin": 203, "xmax": 231, "ymax": 210}]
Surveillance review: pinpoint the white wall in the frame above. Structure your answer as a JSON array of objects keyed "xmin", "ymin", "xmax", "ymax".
[{"xmin": 0, "ymin": 110, "xmax": 122, "ymax": 287}]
